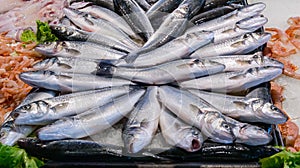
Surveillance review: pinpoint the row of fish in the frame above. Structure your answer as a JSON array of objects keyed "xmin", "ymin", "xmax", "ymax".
[{"xmin": 0, "ymin": 0, "xmax": 287, "ymax": 157}]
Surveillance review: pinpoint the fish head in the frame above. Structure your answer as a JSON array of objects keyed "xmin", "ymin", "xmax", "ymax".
[
  {"xmin": 33, "ymin": 57, "xmax": 58, "ymax": 70},
  {"xmin": 123, "ymin": 122, "xmax": 152, "ymax": 154},
  {"xmin": 177, "ymin": 128, "xmax": 203, "ymax": 152},
  {"xmin": 174, "ymin": 3, "xmax": 190, "ymax": 18},
  {"xmin": 237, "ymin": 124, "xmax": 272, "ymax": 146},
  {"xmin": 261, "ymin": 57, "xmax": 284, "ymax": 69},
  {"xmin": 239, "ymin": 2, "xmax": 266, "ymax": 14},
  {"xmin": 50, "ymin": 25, "xmax": 74, "ymax": 37},
  {"xmin": 35, "ymin": 41, "xmax": 65, "ymax": 56},
  {"xmin": 19, "ymin": 70, "xmax": 60, "ymax": 89},
  {"xmin": 236, "ymin": 15, "xmax": 268, "ymax": 30},
  {"xmin": 203, "ymin": 112, "xmax": 235, "ymax": 144},
  {"xmin": 246, "ymin": 66, "xmax": 282, "ymax": 79},
  {"xmin": 0, "ymin": 119, "xmax": 21, "ymax": 146},
  {"xmin": 249, "ymin": 98, "xmax": 288, "ymax": 124}
]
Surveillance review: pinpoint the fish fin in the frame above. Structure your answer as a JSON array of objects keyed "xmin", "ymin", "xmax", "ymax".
[
  {"xmin": 124, "ymin": 51, "xmax": 139, "ymax": 63},
  {"xmin": 190, "ymin": 104, "xmax": 203, "ymax": 114},
  {"xmin": 228, "ymin": 73, "xmax": 245, "ymax": 80},
  {"xmin": 51, "ymin": 102, "xmax": 69, "ymax": 111},
  {"xmin": 232, "ymin": 100, "xmax": 249, "ymax": 109},
  {"xmin": 57, "ymin": 62, "xmax": 72, "ymax": 69},
  {"xmin": 64, "ymin": 48, "xmax": 80, "ymax": 55},
  {"xmin": 230, "ymin": 41, "xmax": 245, "ymax": 48},
  {"xmin": 246, "ymin": 87, "xmax": 270, "ymax": 101},
  {"xmin": 57, "ymin": 74, "xmax": 73, "ymax": 79},
  {"xmin": 235, "ymin": 59, "xmax": 252, "ymax": 65}
]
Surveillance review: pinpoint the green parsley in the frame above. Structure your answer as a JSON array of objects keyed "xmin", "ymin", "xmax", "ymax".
[{"xmin": 259, "ymin": 149, "xmax": 300, "ymax": 168}]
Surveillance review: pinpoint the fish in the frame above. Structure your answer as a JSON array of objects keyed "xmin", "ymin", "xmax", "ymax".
[
  {"xmin": 113, "ymin": 0, "xmax": 154, "ymax": 41},
  {"xmin": 122, "ymin": 86, "xmax": 161, "ymax": 153},
  {"xmin": 50, "ymin": 25, "xmax": 134, "ymax": 53},
  {"xmin": 190, "ymin": 32, "xmax": 271, "ymax": 58},
  {"xmin": 179, "ymin": 66, "xmax": 283, "ymax": 93},
  {"xmin": 190, "ymin": 5, "xmax": 241, "ymax": 25},
  {"xmin": 32, "ymin": 57, "xmax": 101, "ymax": 74},
  {"xmin": 13, "ymin": 86, "xmax": 134, "ymax": 125},
  {"xmin": 37, "ymin": 89, "xmax": 145, "ymax": 140},
  {"xmin": 146, "ymin": 0, "xmax": 183, "ymax": 21},
  {"xmin": 213, "ymin": 15, "xmax": 268, "ymax": 43},
  {"xmin": 159, "ymin": 107, "xmax": 205, "ymax": 152},
  {"xmin": 202, "ymin": 0, "xmax": 241, "ymax": 11},
  {"xmin": 186, "ymin": 2, "xmax": 266, "ymax": 33},
  {"xmin": 224, "ymin": 116, "xmax": 272, "ymax": 146},
  {"xmin": 158, "ymin": 86, "xmax": 235, "ymax": 144},
  {"xmin": 0, "ymin": 88, "xmax": 57, "ymax": 146},
  {"xmin": 135, "ymin": 0, "xmax": 151, "ymax": 11},
  {"xmin": 63, "ymin": 8, "xmax": 140, "ymax": 50},
  {"xmin": 35, "ymin": 41, "xmax": 126, "ymax": 61},
  {"xmin": 97, "ymin": 59, "xmax": 225, "ymax": 85},
  {"xmin": 19, "ymin": 70, "xmax": 136, "ymax": 93},
  {"xmin": 116, "ymin": 31, "xmax": 214, "ymax": 68},
  {"xmin": 77, "ymin": 5, "xmax": 142, "ymax": 41},
  {"xmin": 204, "ymin": 52, "xmax": 284, "ymax": 72},
  {"xmin": 68, "ymin": 0, "xmax": 115, "ymax": 11},
  {"xmin": 188, "ymin": 88, "xmax": 288, "ymax": 124}
]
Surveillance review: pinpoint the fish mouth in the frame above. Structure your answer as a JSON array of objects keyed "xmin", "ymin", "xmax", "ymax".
[{"xmin": 190, "ymin": 138, "xmax": 201, "ymax": 152}]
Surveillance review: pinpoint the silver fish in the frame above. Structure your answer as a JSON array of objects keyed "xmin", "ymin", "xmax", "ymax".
[
  {"xmin": 190, "ymin": 32, "xmax": 271, "ymax": 58},
  {"xmin": 188, "ymin": 88, "xmax": 288, "ymax": 124},
  {"xmin": 158, "ymin": 86, "xmax": 234, "ymax": 144},
  {"xmin": 116, "ymin": 31, "xmax": 214, "ymax": 68},
  {"xmin": 50, "ymin": 25, "xmax": 134, "ymax": 53},
  {"xmin": 135, "ymin": 0, "xmax": 151, "ymax": 11},
  {"xmin": 186, "ymin": 2, "xmax": 266, "ymax": 32},
  {"xmin": 35, "ymin": 41, "xmax": 126, "ymax": 60},
  {"xmin": 38, "ymin": 89, "xmax": 145, "ymax": 140},
  {"xmin": 179, "ymin": 66, "xmax": 283, "ymax": 93},
  {"xmin": 213, "ymin": 15, "xmax": 268, "ymax": 43},
  {"xmin": 114, "ymin": 0, "xmax": 154, "ymax": 41},
  {"xmin": 159, "ymin": 107, "xmax": 205, "ymax": 152},
  {"xmin": 63, "ymin": 8, "xmax": 140, "ymax": 50},
  {"xmin": 146, "ymin": 0, "xmax": 183, "ymax": 20},
  {"xmin": 68, "ymin": 0, "xmax": 115, "ymax": 11},
  {"xmin": 205, "ymin": 52, "xmax": 284, "ymax": 72},
  {"xmin": 123, "ymin": 86, "xmax": 161, "ymax": 153},
  {"xmin": 77, "ymin": 5, "xmax": 141, "ymax": 41},
  {"xmin": 0, "ymin": 89, "xmax": 57, "ymax": 146},
  {"xmin": 14, "ymin": 86, "xmax": 134, "ymax": 125},
  {"xmin": 32, "ymin": 57, "xmax": 101, "ymax": 74},
  {"xmin": 225, "ymin": 116, "xmax": 272, "ymax": 146},
  {"xmin": 19, "ymin": 70, "xmax": 135, "ymax": 93},
  {"xmin": 98, "ymin": 59, "xmax": 224, "ymax": 84}
]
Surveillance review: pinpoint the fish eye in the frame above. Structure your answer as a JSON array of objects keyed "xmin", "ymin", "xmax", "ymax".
[
  {"xmin": 22, "ymin": 105, "xmax": 31, "ymax": 110},
  {"xmin": 243, "ymin": 34, "xmax": 251, "ymax": 38},
  {"xmin": 61, "ymin": 42, "xmax": 67, "ymax": 47},
  {"xmin": 0, "ymin": 132, "xmax": 5, "ymax": 138},
  {"xmin": 44, "ymin": 41, "xmax": 51, "ymax": 45},
  {"xmin": 13, "ymin": 112, "xmax": 19, "ymax": 118},
  {"xmin": 271, "ymin": 105, "xmax": 279, "ymax": 111}
]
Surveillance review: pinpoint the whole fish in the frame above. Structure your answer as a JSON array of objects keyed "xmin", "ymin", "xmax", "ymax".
[
  {"xmin": 179, "ymin": 66, "xmax": 283, "ymax": 93},
  {"xmin": 190, "ymin": 32, "xmax": 271, "ymax": 58},
  {"xmin": 38, "ymin": 89, "xmax": 145, "ymax": 140},
  {"xmin": 19, "ymin": 70, "xmax": 136, "ymax": 93},
  {"xmin": 32, "ymin": 57, "xmax": 101, "ymax": 74},
  {"xmin": 159, "ymin": 107, "xmax": 205, "ymax": 152},
  {"xmin": 113, "ymin": 0, "xmax": 154, "ymax": 41},
  {"xmin": 68, "ymin": 0, "xmax": 115, "ymax": 11},
  {"xmin": 224, "ymin": 116, "xmax": 272, "ymax": 146},
  {"xmin": 190, "ymin": 5, "xmax": 240, "ymax": 25},
  {"xmin": 186, "ymin": 2, "xmax": 266, "ymax": 33},
  {"xmin": 50, "ymin": 25, "xmax": 133, "ymax": 53},
  {"xmin": 13, "ymin": 86, "xmax": 134, "ymax": 125},
  {"xmin": 63, "ymin": 8, "xmax": 140, "ymax": 50},
  {"xmin": 205, "ymin": 52, "xmax": 284, "ymax": 72},
  {"xmin": 146, "ymin": 0, "xmax": 183, "ymax": 21},
  {"xmin": 158, "ymin": 86, "xmax": 235, "ymax": 144},
  {"xmin": 77, "ymin": 5, "xmax": 142, "ymax": 41},
  {"xmin": 35, "ymin": 41, "xmax": 126, "ymax": 61},
  {"xmin": 123, "ymin": 86, "xmax": 161, "ymax": 153},
  {"xmin": 188, "ymin": 88, "xmax": 288, "ymax": 124},
  {"xmin": 213, "ymin": 15, "xmax": 268, "ymax": 43},
  {"xmin": 0, "ymin": 88, "xmax": 57, "ymax": 146},
  {"xmin": 97, "ymin": 59, "xmax": 225, "ymax": 85},
  {"xmin": 116, "ymin": 31, "xmax": 214, "ymax": 68}
]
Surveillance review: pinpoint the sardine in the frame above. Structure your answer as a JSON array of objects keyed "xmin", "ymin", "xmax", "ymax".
[
  {"xmin": 179, "ymin": 66, "xmax": 283, "ymax": 93},
  {"xmin": 146, "ymin": 0, "xmax": 183, "ymax": 20},
  {"xmin": 19, "ymin": 70, "xmax": 135, "ymax": 93},
  {"xmin": 35, "ymin": 41, "xmax": 126, "ymax": 61},
  {"xmin": 188, "ymin": 88, "xmax": 288, "ymax": 124},
  {"xmin": 205, "ymin": 52, "xmax": 284, "ymax": 72},
  {"xmin": 32, "ymin": 57, "xmax": 101, "ymax": 74},
  {"xmin": 68, "ymin": 0, "xmax": 115, "ymax": 11},
  {"xmin": 97, "ymin": 59, "xmax": 225, "ymax": 85},
  {"xmin": 159, "ymin": 107, "xmax": 205, "ymax": 152},
  {"xmin": 224, "ymin": 116, "xmax": 272, "ymax": 146},
  {"xmin": 50, "ymin": 25, "xmax": 134, "ymax": 53},
  {"xmin": 116, "ymin": 31, "xmax": 214, "ymax": 68},
  {"xmin": 38, "ymin": 89, "xmax": 145, "ymax": 140},
  {"xmin": 123, "ymin": 86, "xmax": 160, "ymax": 153},
  {"xmin": 63, "ymin": 8, "xmax": 140, "ymax": 50},
  {"xmin": 77, "ymin": 5, "xmax": 142, "ymax": 41},
  {"xmin": 186, "ymin": 2, "xmax": 266, "ymax": 32},
  {"xmin": 113, "ymin": 0, "xmax": 154, "ymax": 41},
  {"xmin": 158, "ymin": 86, "xmax": 235, "ymax": 144},
  {"xmin": 213, "ymin": 15, "xmax": 268, "ymax": 43},
  {"xmin": 13, "ymin": 86, "xmax": 134, "ymax": 125},
  {"xmin": 0, "ymin": 89, "xmax": 57, "ymax": 146},
  {"xmin": 190, "ymin": 32, "xmax": 271, "ymax": 58}
]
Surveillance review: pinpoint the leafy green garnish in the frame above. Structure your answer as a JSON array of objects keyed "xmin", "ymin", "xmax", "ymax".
[
  {"xmin": 20, "ymin": 20, "xmax": 58, "ymax": 44},
  {"xmin": 259, "ymin": 149, "xmax": 300, "ymax": 168},
  {"xmin": 0, "ymin": 144, "xmax": 44, "ymax": 168}
]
